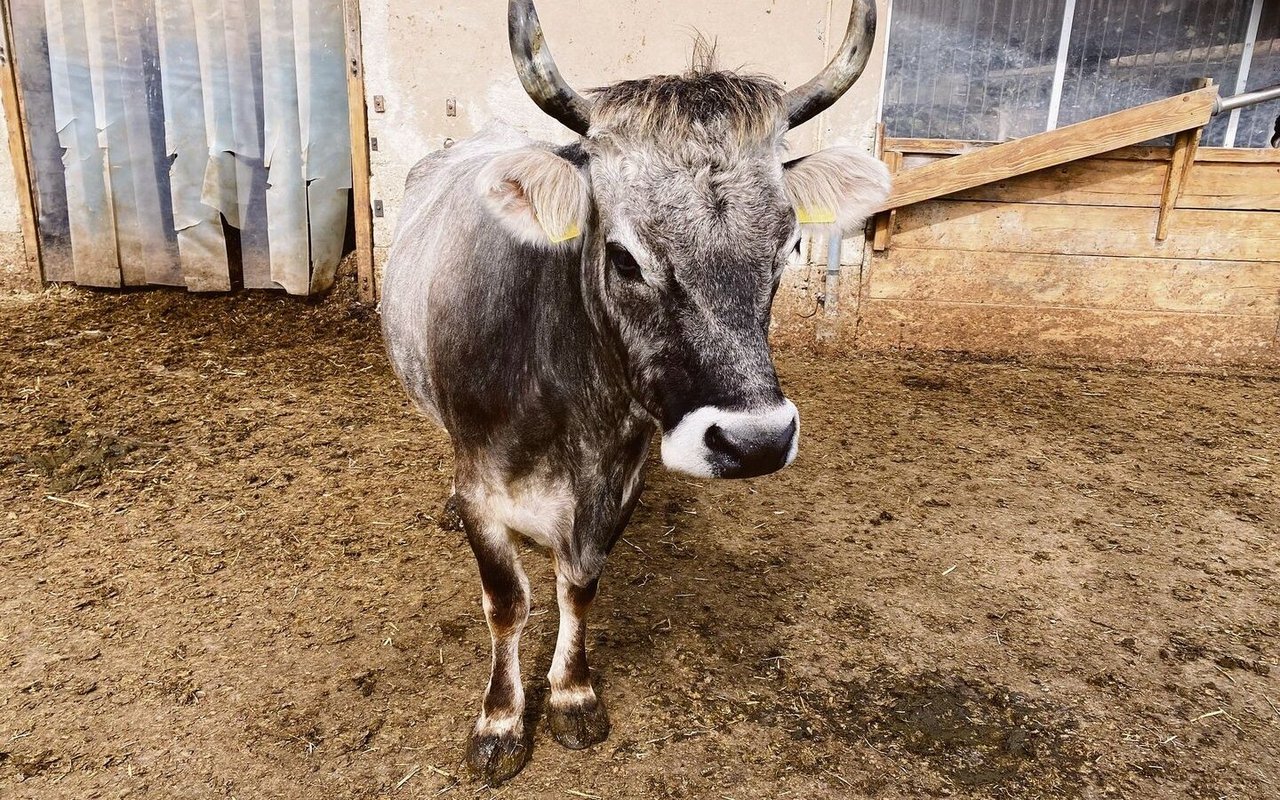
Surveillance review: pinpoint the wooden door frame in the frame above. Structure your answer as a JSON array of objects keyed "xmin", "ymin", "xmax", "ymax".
[
  {"xmin": 343, "ymin": 0, "xmax": 376, "ymax": 303},
  {"xmin": 0, "ymin": 0, "xmax": 44, "ymax": 287}
]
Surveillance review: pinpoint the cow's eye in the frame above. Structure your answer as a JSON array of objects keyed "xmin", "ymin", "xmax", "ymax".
[{"xmin": 607, "ymin": 243, "xmax": 642, "ymax": 281}]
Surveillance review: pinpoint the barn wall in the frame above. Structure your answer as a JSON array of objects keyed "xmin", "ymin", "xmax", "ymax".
[
  {"xmin": 357, "ymin": 0, "xmax": 890, "ymax": 269},
  {"xmin": 843, "ymin": 147, "xmax": 1280, "ymax": 368},
  {"xmin": 357, "ymin": 0, "xmax": 1279, "ymax": 369}
]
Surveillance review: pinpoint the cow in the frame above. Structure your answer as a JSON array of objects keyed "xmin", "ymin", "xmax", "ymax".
[{"xmin": 380, "ymin": 0, "xmax": 890, "ymax": 784}]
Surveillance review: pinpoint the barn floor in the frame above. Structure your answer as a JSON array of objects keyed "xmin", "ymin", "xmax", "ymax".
[{"xmin": 2, "ymin": 275, "xmax": 1278, "ymax": 800}]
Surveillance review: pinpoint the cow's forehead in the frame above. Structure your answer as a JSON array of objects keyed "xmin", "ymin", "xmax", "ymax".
[{"xmin": 588, "ymin": 145, "xmax": 793, "ymax": 242}]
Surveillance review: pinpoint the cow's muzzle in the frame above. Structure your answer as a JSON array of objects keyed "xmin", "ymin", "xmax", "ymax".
[{"xmin": 660, "ymin": 401, "xmax": 799, "ymax": 479}]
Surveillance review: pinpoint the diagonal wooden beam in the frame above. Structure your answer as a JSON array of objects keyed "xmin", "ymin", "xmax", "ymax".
[
  {"xmin": 1154, "ymin": 125, "xmax": 1201, "ymax": 242},
  {"xmin": 878, "ymin": 85, "xmax": 1220, "ymax": 213}
]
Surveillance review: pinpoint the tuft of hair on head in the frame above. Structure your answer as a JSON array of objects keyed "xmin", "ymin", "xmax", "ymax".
[
  {"xmin": 589, "ymin": 70, "xmax": 786, "ymax": 159},
  {"xmin": 688, "ymin": 34, "xmax": 719, "ymax": 75}
]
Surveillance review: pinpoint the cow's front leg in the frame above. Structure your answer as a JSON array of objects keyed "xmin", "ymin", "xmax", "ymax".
[
  {"xmin": 460, "ymin": 504, "xmax": 531, "ymax": 784},
  {"xmin": 546, "ymin": 560, "xmax": 610, "ymax": 749}
]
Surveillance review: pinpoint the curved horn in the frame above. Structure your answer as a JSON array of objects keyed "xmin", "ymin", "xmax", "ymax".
[
  {"xmin": 785, "ymin": 0, "xmax": 877, "ymax": 129},
  {"xmin": 508, "ymin": 0, "xmax": 592, "ymax": 135}
]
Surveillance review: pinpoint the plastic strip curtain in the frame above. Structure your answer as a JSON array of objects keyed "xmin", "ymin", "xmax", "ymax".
[
  {"xmin": 10, "ymin": 0, "xmax": 72, "ymax": 281},
  {"xmin": 155, "ymin": 0, "xmax": 230, "ymax": 291},
  {"xmin": 44, "ymin": 0, "xmax": 120, "ymax": 286},
  {"xmin": 16, "ymin": 0, "xmax": 350, "ymax": 293}
]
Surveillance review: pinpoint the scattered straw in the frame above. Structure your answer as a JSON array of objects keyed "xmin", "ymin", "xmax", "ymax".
[
  {"xmin": 395, "ymin": 764, "xmax": 420, "ymax": 789},
  {"xmin": 45, "ymin": 495, "xmax": 91, "ymax": 510}
]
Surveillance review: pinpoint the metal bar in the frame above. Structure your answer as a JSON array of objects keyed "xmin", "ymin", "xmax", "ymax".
[
  {"xmin": 822, "ymin": 230, "xmax": 841, "ymax": 319},
  {"xmin": 1045, "ymin": 0, "xmax": 1076, "ymax": 131},
  {"xmin": 1215, "ymin": 83, "xmax": 1280, "ymax": 114},
  {"xmin": 872, "ymin": 0, "xmax": 893, "ymax": 127},
  {"xmin": 1223, "ymin": 0, "xmax": 1264, "ymax": 147}
]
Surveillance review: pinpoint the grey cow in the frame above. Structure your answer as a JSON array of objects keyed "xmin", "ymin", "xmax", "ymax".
[{"xmin": 380, "ymin": 0, "xmax": 889, "ymax": 785}]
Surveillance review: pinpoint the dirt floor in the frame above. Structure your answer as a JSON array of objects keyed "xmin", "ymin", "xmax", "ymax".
[{"xmin": 1, "ymin": 273, "xmax": 1278, "ymax": 800}]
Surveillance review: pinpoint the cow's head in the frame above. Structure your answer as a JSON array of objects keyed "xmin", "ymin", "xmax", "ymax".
[{"xmin": 479, "ymin": 0, "xmax": 889, "ymax": 479}]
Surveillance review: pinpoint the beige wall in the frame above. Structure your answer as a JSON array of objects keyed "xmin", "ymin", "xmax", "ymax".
[{"xmin": 359, "ymin": 0, "xmax": 889, "ymax": 263}]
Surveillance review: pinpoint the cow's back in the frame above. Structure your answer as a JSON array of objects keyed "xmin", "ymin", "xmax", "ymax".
[{"xmin": 380, "ymin": 124, "xmax": 589, "ymax": 443}]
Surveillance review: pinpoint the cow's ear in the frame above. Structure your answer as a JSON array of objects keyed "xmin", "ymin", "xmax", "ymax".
[
  {"xmin": 476, "ymin": 148, "xmax": 590, "ymax": 247},
  {"xmin": 783, "ymin": 146, "xmax": 891, "ymax": 233}
]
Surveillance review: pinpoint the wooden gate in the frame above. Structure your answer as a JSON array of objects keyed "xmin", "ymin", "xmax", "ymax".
[{"xmin": 4, "ymin": 0, "xmax": 352, "ymax": 294}]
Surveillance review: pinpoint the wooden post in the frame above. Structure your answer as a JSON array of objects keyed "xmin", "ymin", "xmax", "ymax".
[
  {"xmin": 343, "ymin": 0, "xmax": 376, "ymax": 302},
  {"xmin": 872, "ymin": 150, "xmax": 902, "ymax": 251},
  {"xmin": 1156, "ymin": 78, "xmax": 1212, "ymax": 243},
  {"xmin": 1155, "ymin": 127, "xmax": 1202, "ymax": 242},
  {"xmin": 0, "ymin": 0, "xmax": 42, "ymax": 286}
]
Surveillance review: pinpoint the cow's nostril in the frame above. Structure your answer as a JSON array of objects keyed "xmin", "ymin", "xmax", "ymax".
[
  {"xmin": 703, "ymin": 424, "xmax": 736, "ymax": 457},
  {"xmin": 702, "ymin": 416, "xmax": 797, "ymax": 478}
]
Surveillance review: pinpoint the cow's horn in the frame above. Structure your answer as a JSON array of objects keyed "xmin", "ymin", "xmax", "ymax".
[
  {"xmin": 784, "ymin": 0, "xmax": 877, "ymax": 129},
  {"xmin": 509, "ymin": 0, "xmax": 592, "ymax": 135}
]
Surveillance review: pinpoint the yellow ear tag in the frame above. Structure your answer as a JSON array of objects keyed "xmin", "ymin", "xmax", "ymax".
[
  {"xmin": 796, "ymin": 206, "xmax": 836, "ymax": 225},
  {"xmin": 548, "ymin": 222, "xmax": 581, "ymax": 244}
]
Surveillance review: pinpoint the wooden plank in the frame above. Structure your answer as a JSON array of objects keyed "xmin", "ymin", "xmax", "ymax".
[
  {"xmin": 854, "ymin": 298, "xmax": 1280, "ymax": 367},
  {"xmin": 947, "ymin": 158, "xmax": 1167, "ymax": 208},
  {"xmin": 0, "ymin": 0, "xmax": 41, "ymax": 285},
  {"xmin": 884, "ymin": 138, "xmax": 998, "ymax": 155},
  {"xmin": 343, "ymin": 0, "xmax": 375, "ymax": 303},
  {"xmin": 1156, "ymin": 126, "xmax": 1203, "ymax": 241},
  {"xmin": 880, "ymin": 86, "xmax": 1220, "ymax": 212},
  {"xmin": 893, "ymin": 200, "xmax": 1280, "ymax": 263},
  {"xmin": 870, "ymin": 248, "xmax": 1279, "ymax": 316},
  {"xmin": 1183, "ymin": 162, "xmax": 1280, "ymax": 209},
  {"xmin": 886, "ymin": 138, "xmax": 1280, "ymax": 165},
  {"xmin": 926, "ymin": 159, "xmax": 1280, "ymax": 211},
  {"xmin": 1097, "ymin": 145, "xmax": 1280, "ymax": 163}
]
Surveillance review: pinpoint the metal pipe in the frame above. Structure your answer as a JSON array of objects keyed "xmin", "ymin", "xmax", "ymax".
[
  {"xmin": 1215, "ymin": 83, "xmax": 1280, "ymax": 114},
  {"xmin": 823, "ymin": 233, "xmax": 842, "ymax": 318}
]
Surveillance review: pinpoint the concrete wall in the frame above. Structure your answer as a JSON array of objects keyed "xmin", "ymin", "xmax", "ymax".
[{"xmin": 359, "ymin": 0, "xmax": 889, "ymax": 265}]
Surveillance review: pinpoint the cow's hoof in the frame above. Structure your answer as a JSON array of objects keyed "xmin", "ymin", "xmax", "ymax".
[
  {"xmin": 547, "ymin": 697, "xmax": 610, "ymax": 750},
  {"xmin": 440, "ymin": 495, "xmax": 464, "ymax": 532},
  {"xmin": 464, "ymin": 730, "xmax": 528, "ymax": 786}
]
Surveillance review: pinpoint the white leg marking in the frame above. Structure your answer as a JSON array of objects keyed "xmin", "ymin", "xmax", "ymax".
[
  {"xmin": 473, "ymin": 526, "xmax": 530, "ymax": 736},
  {"xmin": 548, "ymin": 572, "xmax": 597, "ymax": 708}
]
